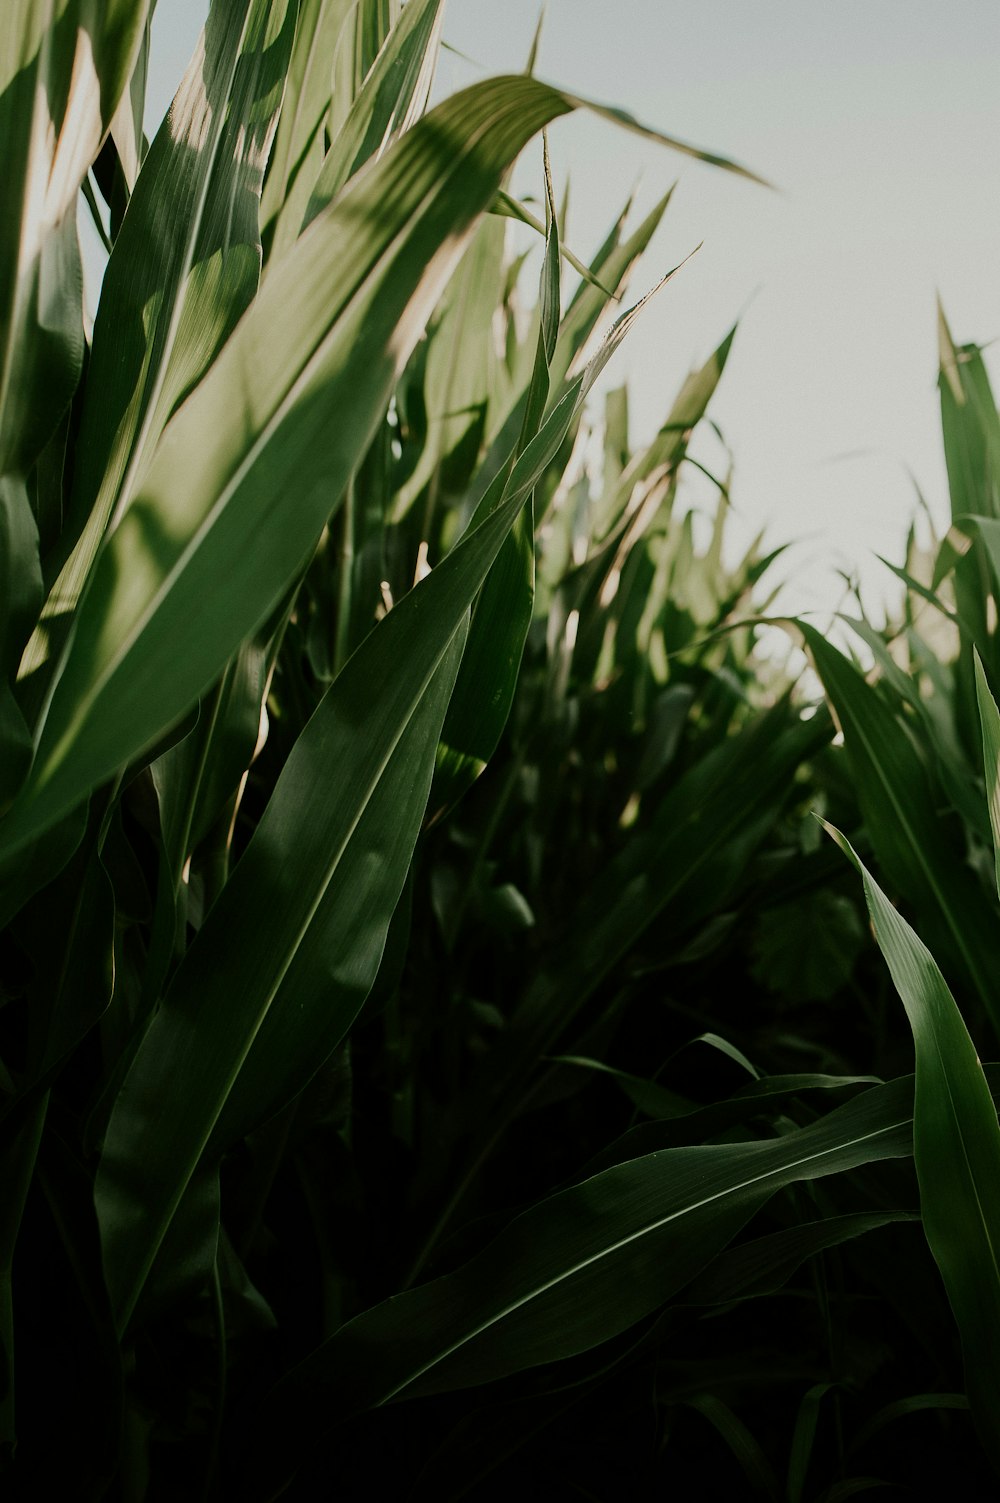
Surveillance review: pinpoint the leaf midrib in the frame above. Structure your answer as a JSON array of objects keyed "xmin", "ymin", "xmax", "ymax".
[{"xmin": 382, "ymin": 1107, "xmax": 906, "ymax": 1404}]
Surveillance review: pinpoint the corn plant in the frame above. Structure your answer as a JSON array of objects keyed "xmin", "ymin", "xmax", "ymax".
[
  {"xmin": 2, "ymin": 2, "xmax": 999, "ymax": 1499},
  {"xmin": 795, "ymin": 316, "xmax": 1000, "ymax": 1490}
]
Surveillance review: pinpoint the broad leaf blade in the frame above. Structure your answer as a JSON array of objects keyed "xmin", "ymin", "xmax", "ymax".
[
  {"xmin": 2, "ymin": 76, "xmax": 581, "ymax": 856},
  {"xmin": 257, "ymin": 1078, "xmax": 915, "ymax": 1492},
  {"xmin": 96, "ymin": 619, "xmax": 468, "ymax": 1333},
  {"xmin": 0, "ymin": 0, "xmax": 149, "ymax": 475},
  {"xmin": 94, "ymin": 260, "xmax": 663, "ymax": 1335},
  {"xmin": 4, "ymin": 73, "xmax": 720, "ymax": 858},
  {"xmin": 260, "ymin": 0, "xmax": 356, "ymax": 244},
  {"xmin": 828, "ymin": 825, "xmax": 1000, "ymax": 1475},
  {"xmin": 299, "ymin": 0, "xmax": 445, "ymax": 236},
  {"xmin": 20, "ymin": 0, "xmax": 297, "ymax": 708}
]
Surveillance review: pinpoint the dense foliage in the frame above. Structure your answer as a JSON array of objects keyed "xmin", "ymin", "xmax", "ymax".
[{"xmin": 3, "ymin": 4, "xmax": 1000, "ymax": 1498}]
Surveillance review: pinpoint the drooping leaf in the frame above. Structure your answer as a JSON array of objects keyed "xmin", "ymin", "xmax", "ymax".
[
  {"xmin": 3, "ymin": 74, "xmax": 711, "ymax": 859},
  {"xmin": 94, "ymin": 252, "xmax": 667, "ymax": 1336}
]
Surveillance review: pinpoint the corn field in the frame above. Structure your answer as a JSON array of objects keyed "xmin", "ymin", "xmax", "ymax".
[{"xmin": 3, "ymin": 3, "xmax": 1000, "ymax": 1498}]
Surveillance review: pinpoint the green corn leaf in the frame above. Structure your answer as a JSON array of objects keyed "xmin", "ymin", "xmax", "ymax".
[
  {"xmin": 4, "ymin": 69, "xmax": 729, "ymax": 862},
  {"xmin": 298, "ymin": 0, "xmax": 445, "ymax": 237},
  {"xmin": 259, "ymin": 0, "xmax": 356, "ymax": 246},
  {"xmin": 561, "ymin": 91, "xmax": 768, "ymax": 188},
  {"xmin": 875, "ymin": 554, "xmax": 981, "ymax": 654},
  {"xmin": 801, "ymin": 621, "xmax": 1000, "ymax": 1030},
  {"xmin": 547, "ymin": 1055, "xmax": 696, "ymax": 1121},
  {"xmin": 95, "ymin": 618, "xmax": 468, "ymax": 1334},
  {"xmin": 151, "ymin": 637, "xmax": 269, "ymax": 891},
  {"xmin": 412, "ymin": 185, "xmax": 671, "ymax": 563},
  {"xmin": 1, "ymin": 2, "xmax": 149, "ymax": 801},
  {"xmin": 547, "ymin": 188, "xmax": 674, "ymax": 396},
  {"xmin": 0, "ymin": 0, "xmax": 150, "ymax": 477},
  {"xmin": 683, "ymin": 1396, "xmax": 780, "ymax": 1501},
  {"xmin": 405, "ymin": 705, "xmax": 832, "ymax": 1280},
  {"xmin": 20, "ymin": 0, "xmax": 297, "ymax": 713},
  {"xmin": 573, "ymin": 325, "xmax": 734, "ymax": 592},
  {"xmin": 813, "ymin": 1481, "xmax": 893, "ymax": 1502},
  {"xmin": 682, "ymin": 1211, "xmax": 920, "ymax": 1307},
  {"xmin": 582, "ymin": 1073, "xmax": 881, "ymax": 1171},
  {"xmin": 956, "ymin": 516, "xmax": 1000, "ymax": 687},
  {"xmin": 0, "ymin": 476, "xmax": 40, "ymax": 807},
  {"xmin": 973, "ymin": 648, "xmax": 1000, "ymax": 901},
  {"xmin": 108, "ymin": 5, "xmax": 151, "ymax": 193},
  {"xmin": 788, "ymin": 1383, "xmax": 835, "ymax": 1503},
  {"xmin": 94, "ymin": 253, "xmax": 663, "ymax": 1336},
  {"xmin": 328, "ymin": 0, "xmax": 398, "ymax": 157},
  {"xmin": 602, "ymin": 384, "xmax": 630, "ymax": 498},
  {"xmin": 141, "ymin": 634, "xmax": 270, "ymax": 1001},
  {"xmin": 389, "ymin": 209, "xmax": 508, "ymax": 527},
  {"xmin": 2, "ymin": 76, "xmax": 575, "ymax": 857},
  {"xmin": 8, "ymin": 71, "xmax": 724, "ymax": 863},
  {"xmin": 938, "ymin": 302, "xmax": 1000, "ymax": 524},
  {"xmin": 616, "ymin": 325, "xmax": 735, "ymax": 507},
  {"xmin": 846, "ymin": 1391, "xmax": 969, "ymax": 1460},
  {"xmin": 826, "ymin": 824, "xmax": 1000, "ymax": 1476},
  {"xmin": 503, "ymin": 702, "xmax": 828, "ymax": 1093},
  {"xmin": 840, "ymin": 614, "xmax": 983, "ymax": 840},
  {"xmin": 256, "ymin": 1077, "xmax": 916, "ymax": 1491},
  {"xmin": 264, "ymin": 0, "xmax": 403, "ymax": 260},
  {"xmin": 491, "ymin": 188, "xmax": 616, "ymax": 294},
  {"xmin": 936, "ymin": 311, "xmax": 1000, "ymax": 751},
  {"xmin": 430, "ymin": 136, "xmax": 562, "ymax": 813}
]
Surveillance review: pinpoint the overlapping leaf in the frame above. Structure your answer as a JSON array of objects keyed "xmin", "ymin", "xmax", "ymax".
[
  {"xmin": 256, "ymin": 1077, "xmax": 916, "ymax": 1492},
  {"xmin": 801, "ymin": 620, "xmax": 999, "ymax": 1029},
  {"xmin": 96, "ymin": 620, "xmax": 468, "ymax": 1333},
  {"xmin": 0, "ymin": 0, "xmax": 149, "ymax": 476},
  {"xmin": 2, "ymin": 76, "xmax": 575, "ymax": 855},
  {"xmin": 94, "ymin": 258, "xmax": 666, "ymax": 1335},
  {"xmin": 828, "ymin": 827, "xmax": 1000, "ymax": 1472},
  {"xmin": 19, "ymin": 0, "xmax": 297, "ymax": 712}
]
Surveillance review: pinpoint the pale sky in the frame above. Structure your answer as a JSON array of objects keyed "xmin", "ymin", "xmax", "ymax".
[{"xmin": 136, "ymin": 0, "xmax": 1000, "ymax": 622}]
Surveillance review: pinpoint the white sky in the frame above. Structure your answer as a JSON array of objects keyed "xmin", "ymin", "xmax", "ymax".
[{"xmin": 141, "ymin": 0, "xmax": 1000, "ymax": 622}]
